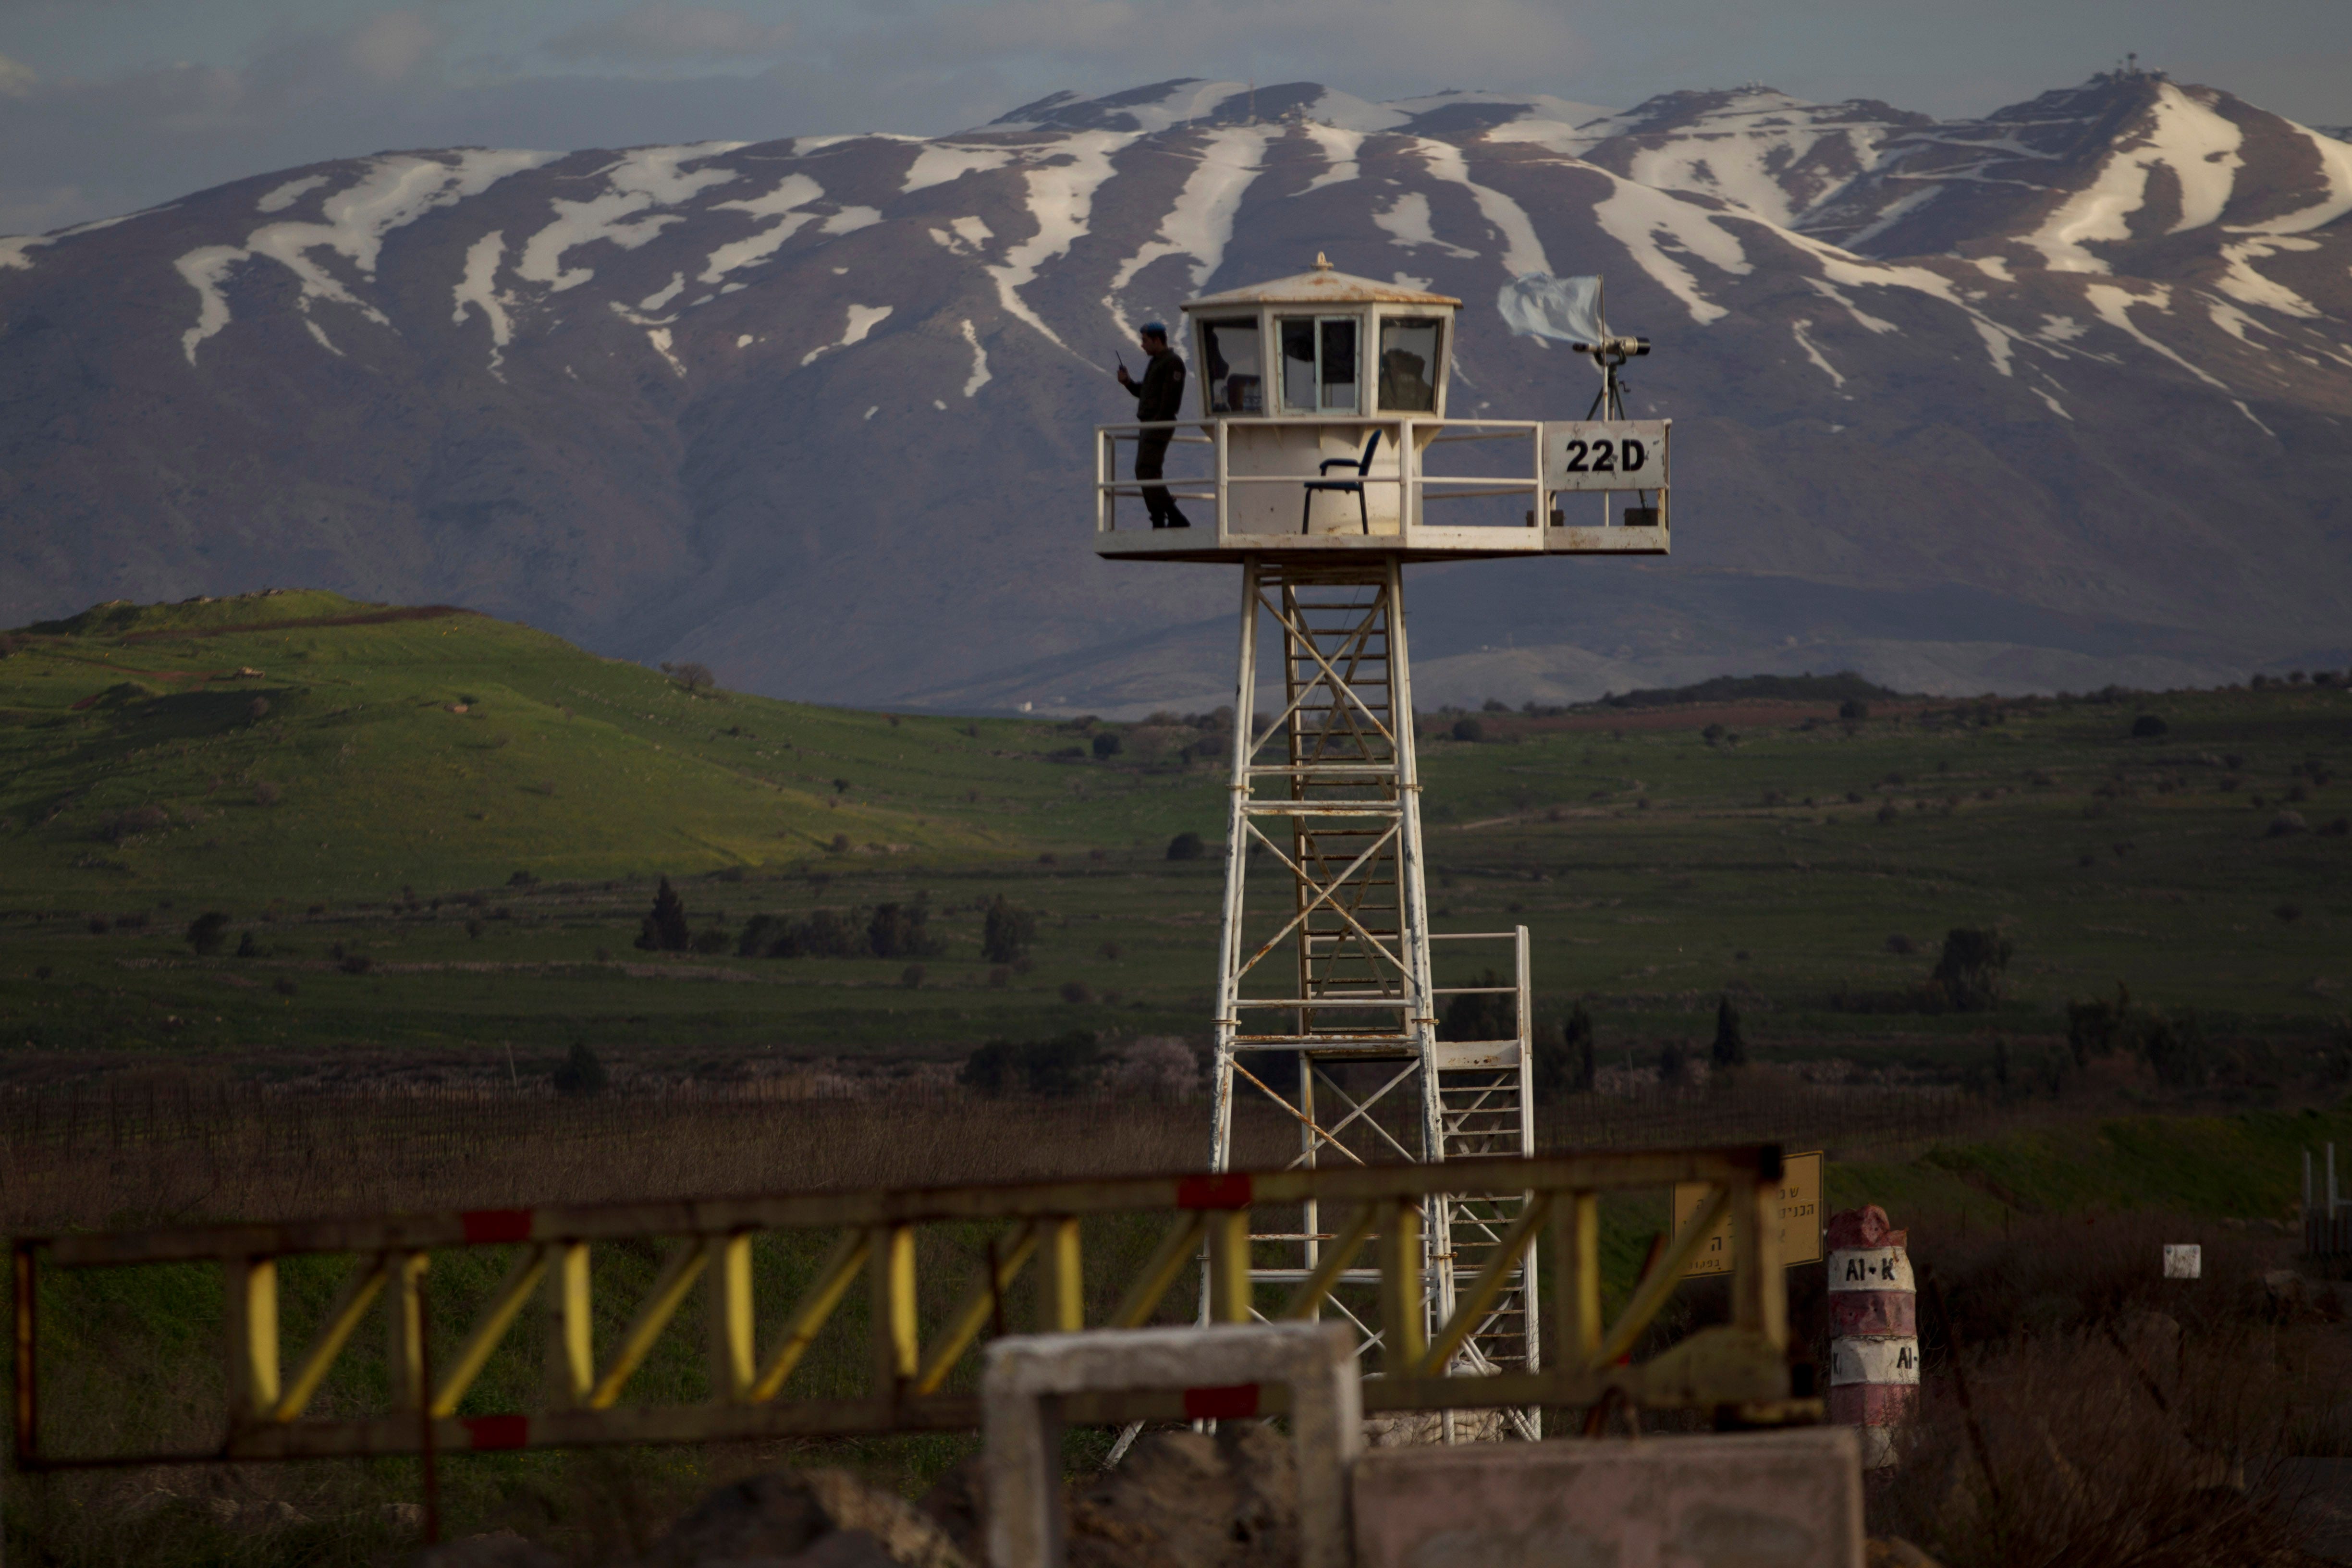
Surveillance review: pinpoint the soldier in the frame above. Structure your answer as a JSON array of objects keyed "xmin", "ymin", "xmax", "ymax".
[{"xmin": 1115, "ymin": 322, "xmax": 1190, "ymax": 528}]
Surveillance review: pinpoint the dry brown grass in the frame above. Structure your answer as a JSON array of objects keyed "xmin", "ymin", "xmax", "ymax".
[
  {"xmin": 1869, "ymin": 1211, "xmax": 2350, "ymax": 1567},
  {"xmin": 0, "ymin": 1077, "xmax": 1299, "ymax": 1234}
]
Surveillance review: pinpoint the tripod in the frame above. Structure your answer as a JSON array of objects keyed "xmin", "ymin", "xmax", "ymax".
[{"xmin": 1580, "ymin": 344, "xmax": 1657, "ymax": 525}]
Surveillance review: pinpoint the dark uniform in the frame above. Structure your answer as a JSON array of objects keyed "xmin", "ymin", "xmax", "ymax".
[{"xmin": 1123, "ymin": 345, "xmax": 1190, "ymax": 528}]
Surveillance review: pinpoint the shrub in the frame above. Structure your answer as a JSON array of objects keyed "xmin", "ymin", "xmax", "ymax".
[
  {"xmin": 740, "ymin": 908, "xmax": 864, "ymax": 959},
  {"xmin": 987, "ymin": 966, "xmax": 1011, "ymax": 989},
  {"xmin": 184, "ymin": 911, "xmax": 231, "ymax": 956},
  {"xmin": 1711, "ymin": 995, "xmax": 1748, "ymax": 1068},
  {"xmin": 900, "ymin": 964, "xmax": 924, "ymax": 990},
  {"xmin": 465, "ymin": 919, "xmax": 484, "ymax": 940},
  {"xmin": 553, "ymin": 1041, "xmax": 608, "ymax": 1097},
  {"xmin": 1091, "ymin": 732, "xmax": 1122, "ymax": 759},
  {"xmin": 635, "ymin": 877, "xmax": 692, "ymax": 952},
  {"xmin": 690, "ymin": 929, "xmax": 730, "ymax": 955},
  {"xmin": 1658, "ymin": 1041, "xmax": 1690, "ymax": 1086},
  {"xmin": 272, "ymin": 977, "xmax": 297, "ymax": 997},
  {"xmin": 1450, "ymin": 717, "xmax": 1484, "ymax": 743},
  {"xmin": 2129, "ymin": 713, "xmax": 2168, "ymax": 738},
  {"xmin": 1112, "ymin": 1037, "xmax": 1199, "ymax": 1102},
  {"xmin": 1166, "ymin": 831, "xmax": 1206, "ymax": 861},
  {"xmin": 1931, "ymin": 928, "xmax": 2012, "ymax": 1011},
  {"xmin": 86, "ymin": 917, "xmax": 109, "ymax": 935},
  {"xmin": 2066, "ymin": 983, "xmax": 2132, "ymax": 1068},
  {"xmin": 829, "ymin": 833, "xmax": 851, "ymax": 853},
  {"xmin": 1885, "ymin": 933, "xmax": 1916, "ymax": 955},
  {"xmin": 340, "ymin": 954, "xmax": 372, "ymax": 975},
  {"xmin": 2138, "ymin": 1008, "xmax": 2216, "ymax": 1088},
  {"xmin": 1059, "ymin": 980, "xmax": 1093, "ymax": 1005},
  {"xmin": 1532, "ymin": 1005, "xmax": 1595, "ymax": 1101},
  {"xmin": 1838, "ymin": 699, "xmax": 1869, "ymax": 721},
  {"xmin": 959, "ymin": 1031, "xmax": 1102, "ymax": 1096},
  {"xmin": 868, "ymin": 901, "xmax": 945, "ymax": 959},
  {"xmin": 108, "ymin": 805, "xmax": 171, "ymax": 842},
  {"xmin": 660, "ymin": 661, "xmax": 715, "ymax": 693},
  {"xmin": 2267, "ymin": 810, "xmax": 2309, "ymax": 837},
  {"xmin": 247, "ymin": 697, "xmax": 270, "ymax": 719},
  {"xmin": 234, "ymin": 931, "xmax": 259, "ymax": 958},
  {"xmin": 981, "ymin": 896, "xmax": 1037, "ymax": 964},
  {"xmin": 1440, "ymin": 970, "xmax": 1515, "ymax": 1042}
]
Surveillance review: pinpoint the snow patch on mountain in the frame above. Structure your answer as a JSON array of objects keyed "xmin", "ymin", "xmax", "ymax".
[
  {"xmin": 902, "ymin": 145, "xmax": 1014, "ymax": 194},
  {"xmin": 1374, "ymin": 191, "xmax": 1477, "ymax": 257},
  {"xmin": 960, "ymin": 318, "xmax": 992, "ymax": 396},
  {"xmin": 697, "ymin": 173, "xmax": 824, "ymax": 285},
  {"xmin": 1297, "ymin": 124, "xmax": 1365, "ymax": 192},
  {"xmin": 800, "ymin": 303, "xmax": 892, "ymax": 366},
  {"xmin": 174, "ymin": 245, "xmax": 245, "ymax": 364},
  {"xmin": 1413, "ymin": 139, "xmax": 1548, "ymax": 277},
  {"xmin": 1298, "ymin": 88, "xmax": 1411, "ymax": 134},
  {"xmin": 451, "ymin": 231, "xmax": 515, "ymax": 374},
  {"xmin": 986, "ymin": 130, "xmax": 1138, "ymax": 350},
  {"xmin": 1790, "ymin": 320, "xmax": 1846, "ymax": 387},
  {"xmin": 517, "ymin": 144, "xmax": 740, "ymax": 294},
  {"xmin": 1588, "ymin": 175, "xmax": 1748, "ymax": 323},
  {"xmin": 1106, "ymin": 125, "xmax": 1271, "ymax": 298},
  {"xmin": 2024, "ymin": 84, "xmax": 2243, "ymax": 271},
  {"xmin": 256, "ymin": 175, "xmax": 330, "ymax": 214}
]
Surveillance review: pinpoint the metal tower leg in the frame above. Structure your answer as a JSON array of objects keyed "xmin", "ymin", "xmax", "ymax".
[{"xmin": 1206, "ymin": 557, "xmax": 1538, "ymax": 1437}]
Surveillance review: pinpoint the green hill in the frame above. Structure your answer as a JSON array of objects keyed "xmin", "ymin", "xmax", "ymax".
[
  {"xmin": 0, "ymin": 590, "xmax": 1202, "ymax": 901},
  {"xmin": 2, "ymin": 592, "xmax": 2348, "ymax": 1066}
]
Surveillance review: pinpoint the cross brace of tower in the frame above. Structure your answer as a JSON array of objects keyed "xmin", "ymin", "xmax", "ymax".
[{"xmin": 1206, "ymin": 557, "xmax": 1541, "ymax": 1436}]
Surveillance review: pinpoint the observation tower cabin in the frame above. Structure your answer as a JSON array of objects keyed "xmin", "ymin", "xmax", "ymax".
[{"xmin": 1094, "ymin": 257, "xmax": 1671, "ymax": 560}]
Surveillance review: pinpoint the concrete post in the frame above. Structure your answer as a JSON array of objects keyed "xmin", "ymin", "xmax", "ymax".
[
  {"xmin": 981, "ymin": 1322, "xmax": 1360, "ymax": 1568},
  {"xmin": 1825, "ymin": 1205, "xmax": 1914, "ymax": 1469}
]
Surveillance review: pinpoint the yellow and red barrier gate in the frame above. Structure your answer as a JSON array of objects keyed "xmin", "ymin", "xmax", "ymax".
[{"xmin": 12, "ymin": 1146, "xmax": 1801, "ymax": 1469}]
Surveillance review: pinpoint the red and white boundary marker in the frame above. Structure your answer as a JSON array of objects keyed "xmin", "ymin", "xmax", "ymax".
[{"xmin": 1826, "ymin": 1204, "xmax": 1915, "ymax": 1468}]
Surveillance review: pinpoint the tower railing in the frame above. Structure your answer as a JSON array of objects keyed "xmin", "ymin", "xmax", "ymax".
[{"xmin": 1094, "ymin": 417, "xmax": 1670, "ymax": 550}]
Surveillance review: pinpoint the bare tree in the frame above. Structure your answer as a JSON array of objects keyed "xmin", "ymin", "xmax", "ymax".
[{"xmin": 660, "ymin": 661, "xmax": 716, "ymax": 694}]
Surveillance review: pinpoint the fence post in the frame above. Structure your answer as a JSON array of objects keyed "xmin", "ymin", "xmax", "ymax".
[{"xmin": 1826, "ymin": 1205, "xmax": 1914, "ymax": 1469}]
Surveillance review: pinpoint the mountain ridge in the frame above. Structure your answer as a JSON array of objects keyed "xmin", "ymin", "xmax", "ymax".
[{"xmin": 2, "ymin": 70, "xmax": 2347, "ymax": 716}]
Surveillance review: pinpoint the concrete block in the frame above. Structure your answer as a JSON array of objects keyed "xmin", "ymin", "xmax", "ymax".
[
  {"xmin": 981, "ymin": 1322, "xmax": 1359, "ymax": 1568},
  {"xmin": 1351, "ymin": 1427, "xmax": 1863, "ymax": 1568}
]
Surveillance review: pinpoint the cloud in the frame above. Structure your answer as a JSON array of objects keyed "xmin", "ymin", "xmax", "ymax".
[
  {"xmin": 344, "ymin": 12, "xmax": 439, "ymax": 84},
  {"xmin": 547, "ymin": 5, "xmax": 797, "ymax": 63},
  {"xmin": 0, "ymin": 51, "xmax": 36, "ymax": 97}
]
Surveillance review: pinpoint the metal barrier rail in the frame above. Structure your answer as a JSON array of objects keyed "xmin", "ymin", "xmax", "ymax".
[{"xmin": 13, "ymin": 1147, "xmax": 1795, "ymax": 1468}]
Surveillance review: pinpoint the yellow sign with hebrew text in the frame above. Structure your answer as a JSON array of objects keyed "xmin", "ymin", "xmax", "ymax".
[{"xmin": 1672, "ymin": 1151, "xmax": 1824, "ymax": 1275}]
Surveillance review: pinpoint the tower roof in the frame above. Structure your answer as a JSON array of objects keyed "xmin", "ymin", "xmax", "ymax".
[{"xmin": 1185, "ymin": 255, "xmax": 1460, "ymax": 310}]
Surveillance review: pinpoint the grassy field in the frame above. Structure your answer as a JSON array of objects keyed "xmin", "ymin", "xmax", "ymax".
[{"xmin": 2, "ymin": 590, "xmax": 2348, "ymax": 1078}]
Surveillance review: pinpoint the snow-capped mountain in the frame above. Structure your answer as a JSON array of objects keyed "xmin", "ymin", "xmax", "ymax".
[{"xmin": 2, "ymin": 70, "xmax": 2347, "ymax": 710}]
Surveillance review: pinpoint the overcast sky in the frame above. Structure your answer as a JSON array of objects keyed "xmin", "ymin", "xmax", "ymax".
[{"xmin": 3, "ymin": 0, "xmax": 2348, "ymax": 235}]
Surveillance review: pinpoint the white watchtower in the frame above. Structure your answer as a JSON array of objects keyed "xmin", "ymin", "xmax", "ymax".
[{"xmin": 1094, "ymin": 259, "xmax": 1670, "ymax": 1435}]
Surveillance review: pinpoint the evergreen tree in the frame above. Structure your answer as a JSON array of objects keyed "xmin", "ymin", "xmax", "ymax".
[
  {"xmin": 1566, "ymin": 1003, "xmax": 1597, "ymax": 1093},
  {"xmin": 635, "ymin": 877, "xmax": 692, "ymax": 952},
  {"xmin": 981, "ymin": 895, "xmax": 1037, "ymax": 964},
  {"xmin": 1711, "ymin": 995, "xmax": 1748, "ymax": 1070}
]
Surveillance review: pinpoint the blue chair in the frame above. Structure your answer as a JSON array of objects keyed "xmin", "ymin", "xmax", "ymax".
[{"xmin": 1300, "ymin": 430, "xmax": 1382, "ymax": 534}]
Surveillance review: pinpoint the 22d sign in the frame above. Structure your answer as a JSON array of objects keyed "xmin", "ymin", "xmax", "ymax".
[{"xmin": 1542, "ymin": 420, "xmax": 1670, "ymax": 491}]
